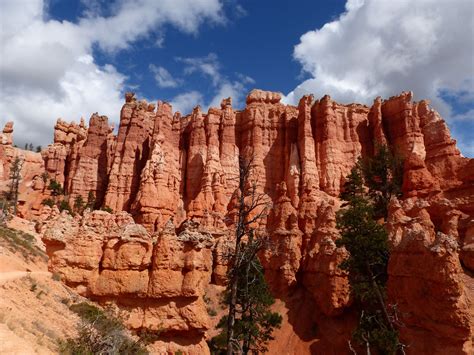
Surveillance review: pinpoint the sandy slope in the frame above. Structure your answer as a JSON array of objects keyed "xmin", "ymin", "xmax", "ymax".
[{"xmin": 0, "ymin": 221, "xmax": 81, "ymax": 354}]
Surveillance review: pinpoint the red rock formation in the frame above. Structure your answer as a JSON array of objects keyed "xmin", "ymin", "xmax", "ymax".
[
  {"xmin": 387, "ymin": 198, "xmax": 473, "ymax": 354},
  {"xmin": 0, "ymin": 122, "xmax": 45, "ymax": 218},
  {"xmin": 42, "ymin": 210, "xmax": 214, "ymax": 354},
  {"xmin": 42, "ymin": 118, "xmax": 87, "ymax": 186},
  {"xmin": 67, "ymin": 113, "xmax": 113, "ymax": 207},
  {"xmin": 8, "ymin": 88, "xmax": 470, "ymax": 354},
  {"xmin": 104, "ymin": 93, "xmax": 155, "ymax": 211}
]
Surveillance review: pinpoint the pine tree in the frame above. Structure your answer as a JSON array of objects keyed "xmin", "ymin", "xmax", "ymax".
[
  {"xmin": 7, "ymin": 157, "xmax": 23, "ymax": 214},
  {"xmin": 211, "ymin": 156, "xmax": 281, "ymax": 354},
  {"xmin": 86, "ymin": 191, "xmax": 96, "ymax": 210},
  {"xmin": 74, "ymin": 195, "xmax": 85, "ymax": 215},
  {"xmin": 360, "ymin": 145, "xmax": 403, "ymax": 219},
  {"xmin": 48, "ymin": 180, "xmax": 64, "ymax": 199},
  {"xmin": 336, "ymin": 150, "xmax": 405, "ymax": 354}
]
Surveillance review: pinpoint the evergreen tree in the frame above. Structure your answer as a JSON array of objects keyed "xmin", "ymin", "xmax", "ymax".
[
  {"xmin": 360, "ymin": 145, "xmax": 403, "ymax": 219},
  {"xmin": 48, "ymin": 180, "xmax": 64, "ymax": 199},
  {"xmin": 6, "ymin": 157, "xmax": 23, "ymax": 214},
  {"xmin": 210, "ymin": 254, "xmax": 282, "ymax": 354},
  {"xmin": 336, "ymin": 150, "xmax": 405, "ymax": 354},
  {"xmin": 74, "ymin": 195, "xmax": 85, "ymax": 215},
  {"xmin": 211, "ymin": 156, "xmax": 281, "ymax": 354},
  {"xmin": 59, "ymin": 200, "xmax": 73, "ymax": 215},
  {"xmin": 86, "ymin": 191, "xmax": 96, "ymax": 210}
]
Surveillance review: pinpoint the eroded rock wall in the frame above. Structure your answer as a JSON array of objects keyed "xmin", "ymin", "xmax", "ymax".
[
  {"xmin": 3, "ymin": 88, "xmax": 472, "ymax": 353},
  {"xmin": 0, "ymin": 122, "xmax": 45, "ymax": 219},
  {"xmin": 42, "ymin": 210, "xmax": 214, "ymax": 354}
]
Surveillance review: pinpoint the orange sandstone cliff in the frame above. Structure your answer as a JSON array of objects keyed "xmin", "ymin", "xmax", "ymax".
[{"xmin": 1, "ymin": 89, "xmax": 473, "ymax": 354}]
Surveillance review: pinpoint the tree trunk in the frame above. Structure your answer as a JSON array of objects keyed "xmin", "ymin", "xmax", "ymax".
[
  {"xmin": 226, "ymin": 242, "xmax": 240, "ymax": 355},
  {"xmin": 366, "ymin": 262, "xmax": 394, "ymax": 331}
]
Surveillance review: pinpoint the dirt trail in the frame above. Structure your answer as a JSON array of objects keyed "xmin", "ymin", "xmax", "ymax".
[
  {"xmin": 0, "ymin": 271, "xmax": 51, "ymax": 285},
  {"xmin": 0, "ymin": 223, "xmax": 80, "ymax": 354}
]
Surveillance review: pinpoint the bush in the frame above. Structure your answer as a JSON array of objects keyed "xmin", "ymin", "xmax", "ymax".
[
  {"xmin": 48, "ymin": 180, "xmax": 64, "ymax": 196},
  {"xmin": 0, "ymin": 226, "xmax": 46, "ymax": 260},
  {"xmin": 41, "ymin": 198, "xmax": 55, "ymax": 207},
  {"xmin": 73, "ymin": 195, "xmax": 85, "ymax": 215},
  {"xmin": 59, "ymin": 302, "xmax": 148, "ymax": 355},
  {"xmin": 207, "ymin": 307, "xmax": 217, "ymax": 317},
  {"xmin": 41, "ymin": 172, "xmax": 49, "ymax": 183},
  {"xmin": 58, "ymin": 200, "xmax": 73, "ymax": 215},
  {"xmin": 101, "ymin": 206, "xmax": 113, "ymax": 213},
  {"xmin": 136, "ymin": 328, "xmax": 163, "ymax": 346},
  {"xmin": 86, "ymin": 191, "xmax": 96, "ymax": 210}
]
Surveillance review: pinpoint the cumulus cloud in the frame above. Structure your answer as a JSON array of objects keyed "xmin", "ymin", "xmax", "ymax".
[
  {"xmin": 0, "ymin": 0, "xmax": 225, "ymax": 145},
  {"xmin": 207, "ymin": 81, "xmax": 247, "ymax": 109},
  {"xmin": 177, "ymin": 53, "xmax": 222, "ymax": 86},
  {"xmin": 285, "ymin": 0, "xmax": 474, "ymax": 155},
  {"xmin": 170, "ymin": 53, "xmax": 254, "ymax": 113},
  {"xmin": 79, "ymin": 0, "xmax": 224, "ymax": 53},
  {"xmin": 149, "ymin": 64, "xmax": 181, "ymax": 88},
  {"xmin": 170, "ymin": 91, "xmax": 204, "ymax": 114},
  {"xmin": 169, "ymin": 81, "xmax": 247, "ymax": 115}
]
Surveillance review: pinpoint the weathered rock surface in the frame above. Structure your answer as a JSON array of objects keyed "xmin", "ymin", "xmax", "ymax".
[
  {"xmin": 42, "ymin": 210, "xmax": 214, "ymax": 354},
  {"xmin": 67, "ymin": 113, "xmax": 114, "ymax": 207},
  {"xmin": 0, "ymin": 122, "xmax": 45, "ymax": 219},
  {"xmin": 3, "ymin": 89, "xmax": 473, "ymax": 353}
]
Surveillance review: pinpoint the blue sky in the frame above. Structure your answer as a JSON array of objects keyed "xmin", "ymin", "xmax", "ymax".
[
  {"xmin": 49, "ymin": 0, "xmax": 347, "ymax": 99},
  {"xmin": 1, "ymin": 0, "xmax": 473, "ymax": 156}
]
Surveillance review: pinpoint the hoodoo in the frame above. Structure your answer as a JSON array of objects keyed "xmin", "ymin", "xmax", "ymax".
[{"xmin": 1, "ymin": 90, "xmax": 473, "ymax": 354}]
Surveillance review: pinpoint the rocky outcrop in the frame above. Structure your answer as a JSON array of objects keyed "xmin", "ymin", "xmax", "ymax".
[
  {"xmin": 4, "ymin": 88, "xmax": 472, "ymax": 353},
  {"xmin": 67, "ymin": 114, "xmax": 114, "ymax": 207},
  {"xmin": 42, "ymin": 210, "xmax": 215, "ymax": 354},
  {"xmin": 104, "ymin": 93, "xmax": 155, "ymax": 212},
  {"xmin": 387, "ymin": 198, "xmax": 473, "ymax": 354},
  {"xmin": 0, "ymin": 122, "xmax": 45, "ymax": 219},
  {"xmin": 42, "ymin": 118, "xmax": 87, "ymax": 186}
]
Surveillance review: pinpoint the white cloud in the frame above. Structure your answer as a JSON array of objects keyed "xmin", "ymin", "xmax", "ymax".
[
  {"xmin": 236, "ymin": 73, "xmax": 255, "ymax": 85},
  {"xmin": 208, "ymin": 81, "xmax": 246, "ymax": 109},
  {"xmin": 80, "ymin": 0, "xmax": 225, "ymax": 53},
  {"xmin": 170, "ymin": 91, "xmax": 204, "ymax": 114},
  {"xmin": 170, "ymin": 53, "xmax": 252, "ymax": 112},
  {"xmin": 177, "ymin": 53, "xmax": 222, "ymax": 86},
  {"xmin": 168, "ymin": 80, "xmax": 247, "ymax": 115},
  {"xmin": 149, "ymin": 64, "xmax": 180, "ymax": 88},
  {"xmin": 285, "ymin": 0, "xmax": 474, "ymax": 156},
  {"xmin": 0, "ymin": 0, "xmax": 225, "ymax": 146}
]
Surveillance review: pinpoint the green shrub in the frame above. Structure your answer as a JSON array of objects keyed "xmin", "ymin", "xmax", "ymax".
[
  {"xmin": 0, "ymin": 226, "xmax": 46, "ymax": 260},
  {"xmin": 101, "ymin": 206, "xmax": 113, "ymax": 213},
  {"xmin": 48, "ymin": 180, "xmax": 64, "ymax": 196},
  {"xmin": 41, "ymin": 198, "xmax": 55, "ymax": 207},
  {"xmin": 59, "ymin": 302, "xmax": 148, "ymax": 355},
  {"xmin": 207, "ymin": 307, "xmax": 217, "ymax": 317},
  {"xmin": 136, "ymin": 328, "xmax": 163, "ymax": 345},
  {"xmin": 58, "ymin": 200, "xmax": 73, "ymax": 215}
]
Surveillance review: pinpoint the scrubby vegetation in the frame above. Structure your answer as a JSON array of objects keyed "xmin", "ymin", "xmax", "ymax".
[
  {"xmin": 0, "ymin": 225, "xmax": 46, "ymax": 261},
  {"xmin": 41, "ymin": 183, "xmax": 112, "ymax": 216},
  {"xmin": 59, "ymin": 302, "xmax": 148, "ymax": 355}
]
